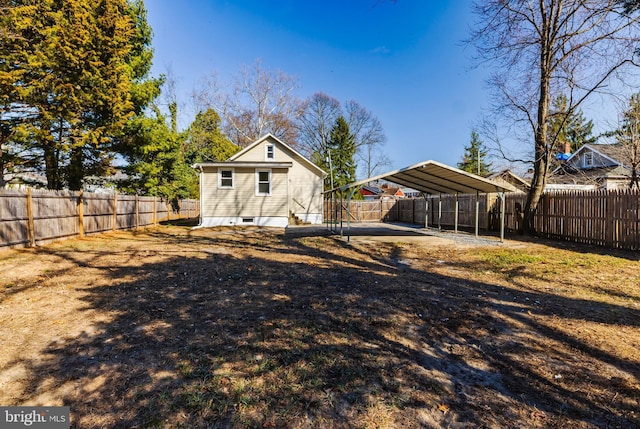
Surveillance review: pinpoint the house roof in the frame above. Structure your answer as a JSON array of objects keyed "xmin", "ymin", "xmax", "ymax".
[
  {"xmin": 330, "ymin": 160, "xmax": 514, "ymax": 195},
  {"xmin": 587, "ymin": 143, "xmax": 627, "ymax": 164},
  {"xmin": 557, "ymin": 143, "xmax": 627, "ymax": 172},
  {"xmin": 549, "ymin": 165, "xmax": 631, "ymax": 184},
  {"xmin": 360, "ymin": 185, "xmax": 382, "ymax": 194},
  {"xmin": 193, "ymin": 162, "xmax": 293, "ymax": 170},
  {"xmin": 228, "ymin": 134, "xmax": 327, "ymax": 177},
  {"xmin": 381, "ymin": 186, "xmax": 403, "ymax": 196},
  {"xmin": 488, "ymin": 169, "xmax": 530, "ymax": 190}
]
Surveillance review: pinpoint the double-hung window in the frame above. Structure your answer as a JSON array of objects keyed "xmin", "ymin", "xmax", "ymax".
[
  {"xmin": 256, "ymin": 169, "xmax": 271, "ymax": 196},
  {"xmin": 218, "ymin": 168, "xmax": 234, "ymax": 189}
]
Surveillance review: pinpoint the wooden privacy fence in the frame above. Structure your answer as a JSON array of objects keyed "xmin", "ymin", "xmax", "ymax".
[
  {"xmin": 324, "ymin": 195, "xmax": 493, "ymax": 229},
  {"xmin": 324, "ymin": 189, "xmax": 640, "ymax": 250},
  {"xmin": 0, "ymin": 188, "xmax": 199, "ymax": 248},
  {"xmin": 499, "ymin": 189, "xmax": 640, "ymax": 250}
]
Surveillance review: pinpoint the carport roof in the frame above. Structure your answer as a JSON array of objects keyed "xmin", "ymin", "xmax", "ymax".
[{"xmin": 331, "ymin": 160, "xmax": 516, "ymax": 195}]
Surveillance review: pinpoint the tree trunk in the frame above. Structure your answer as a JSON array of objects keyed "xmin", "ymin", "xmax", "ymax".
[
  {"xmin": 67, "ymin": 146, "xmax": 84, "ymax": 191},
  {"xmin": 44, "ymin": 145, "xmax": 61, "ymax": 190},
  {"xmin": 523, "ymin": 6, "xmax": 553, "ymax": 235},
  {"xmin": 0, "ymin": 135, "xmax": 5, "ymax": 188},
  {"xmin": 523, "ymin": 153, "xmax": 549, "ymax": 233}
]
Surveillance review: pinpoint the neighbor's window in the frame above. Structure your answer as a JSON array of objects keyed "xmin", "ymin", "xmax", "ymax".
[
  {"xmin": 218, "ymin": 169, "xmax": 234, "ymax": 188},
  {"xmin": 265, "ymin": 144, "xmax": 275, "ymax": 160},
  {"xmin": 256, "ymin": 170, "xmax": 271, "ymax": 195}
]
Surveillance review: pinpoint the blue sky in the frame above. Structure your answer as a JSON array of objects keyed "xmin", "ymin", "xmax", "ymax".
[{"xmin": 145, "ymin": 0, "xmax": 492, "ymax": 173}]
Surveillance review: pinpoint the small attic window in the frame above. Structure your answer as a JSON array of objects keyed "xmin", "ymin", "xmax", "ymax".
[
  {"xmin": 584, "ymin": 152, "xmax": 593, "ymax": 168},
  {"xmin": 265, "ymin": 144, "xmax": 275, "ymax": 160}
]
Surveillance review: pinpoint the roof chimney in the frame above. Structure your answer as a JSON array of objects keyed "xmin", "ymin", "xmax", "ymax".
[{"xmin": 556, "ymin": 141, "xmax": 571, "ymax": 162}]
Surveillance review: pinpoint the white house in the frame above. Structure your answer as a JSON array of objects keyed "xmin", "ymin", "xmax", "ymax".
[{"xmin": 193, "ymin": 134, "xmax": 326, "ymax": 228}]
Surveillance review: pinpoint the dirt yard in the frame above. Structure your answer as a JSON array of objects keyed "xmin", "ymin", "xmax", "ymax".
[{"xmin": 0, "ymin": 222, "xmax": 638, "ymax": 428}]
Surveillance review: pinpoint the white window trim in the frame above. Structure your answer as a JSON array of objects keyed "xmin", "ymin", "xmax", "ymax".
[
  {"xmin": 218, "ymin": 168, "xmax": 234, "ymax": 189},
  {"xmin": 255, "ymin": 169, "xmax": 272, "ymax": 196},
  {"xmin": 265, "ymin": 143, "xmax": 275, "ymax": 161}
]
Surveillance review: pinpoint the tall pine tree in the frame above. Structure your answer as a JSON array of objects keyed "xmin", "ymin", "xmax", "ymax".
[
  {"xmin": 319, "ymin": 116, "xmax": 356, "ymax": 194},
  {"xmin": 184, "ymin": 108, "xmax": 240, "ymax": 165},
  {"xmin": 458, "ymin": 131, "xmax": 491, "ymax": 176},
  {"xmin": 2, "ymin": 0, "xmax": 148, "ymax": 190},
  {"xmin": 547, "ymin": 94, "xmax": 595, "ymax": 158}
]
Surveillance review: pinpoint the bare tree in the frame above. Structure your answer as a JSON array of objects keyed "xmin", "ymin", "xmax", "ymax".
[
  {"xmin": 344, "ymin": 100, "xmax": 390, "ymax": 177},
  {"xmin": 297, "ymin": 92, "xmax": 342, "ymax": 158},
  {"xmin": 469, "ymin": 0, "xmax": 640, "ymax": 233},
  {"xmin": 297, "ymin": 94, "xmax": 390, "ymax": 178},
  {"xmin": 193, "ymin": 59, "xmax": 301, "ymax": 147}
]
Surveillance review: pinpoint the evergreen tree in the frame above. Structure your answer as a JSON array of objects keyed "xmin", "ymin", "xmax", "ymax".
[
  {"xmin": 184, "ymin": 108, "xmax": 240, "ymax": 165},
  {"xmin": 1, "ymin": 0, "xmax": 152, "ymax": 190},
  {"xmin": 458, "ymin": 131, "xmax": 492, "ymax": 176},
  {"xmin": 316, "ymin": 116, "xmax": 356, "ymax": 194},
  {"xmin": 118, "ymin": 104, "xmax": 198, "ymax": 201},
  {"xmin": 547, "ymin": 94, "xmax": 595, "ymax": 158}
]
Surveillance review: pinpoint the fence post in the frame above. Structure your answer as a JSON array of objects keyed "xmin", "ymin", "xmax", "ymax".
[
  {"xmin": 26, "ymin": 189, "xmax": 36, "ymax": 247},
  {"xmin": 135, "ymin": 195, "xmax": 139, "ymax": 229},
  {"xmin": 153, "ymin": 197, "xmax": 157, "ymax": 226},
  {"xmin": 606, "ymin": 190, "xmax": 615, "ymax": 247},
  {"xmin": 113, "ymin": 193, "xmax": 118, "ymax": 231},
  {"xmin": 77, "ymin": 190, "xmax": 85, "ymax": 237},
  {"xmin": 411, "ymin": 199, "xmax": 415, "ymax": 224}
]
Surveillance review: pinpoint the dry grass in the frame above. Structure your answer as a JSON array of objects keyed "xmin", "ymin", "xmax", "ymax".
[{"xmin": 0, "ymin": 222, "xmax": 639, "ymax": 428}]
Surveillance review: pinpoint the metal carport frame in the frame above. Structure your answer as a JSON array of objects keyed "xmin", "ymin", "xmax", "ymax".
[{"xmin": 325, "ymin": 160, "xmax": 515, "ymax": 242}]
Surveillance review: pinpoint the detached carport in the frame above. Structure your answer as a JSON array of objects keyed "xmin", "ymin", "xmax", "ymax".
[{"xmin": 325, "ymin": 160, "xmax": 515, "ymax": 241}]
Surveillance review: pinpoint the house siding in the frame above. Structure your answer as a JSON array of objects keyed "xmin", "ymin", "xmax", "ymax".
[
  {"xmin": 233, "ymin": 136, "xmax": 324, "ymax": 224},
  {"xmin": 568, "ymin": 148, "xmax": 617, "ymax": 170},
  {"xmin": 200, "ymin": 166, "xmax": 289, "ymax": 225},
  {"xmin": 197, "ymin": 135, "xmax": 325, "ymax": 227}
]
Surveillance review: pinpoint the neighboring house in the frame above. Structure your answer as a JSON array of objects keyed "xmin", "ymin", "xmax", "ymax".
[
  {"xmin": 194, "ymin": 134, "xmax": 326, "ymax": 228},
  {"xmin": 359, "ymin": 185, "xmax": 382, "ymax": 200},
  {"xmin": 401, "ymin": 188, "xmax": 421, "ymax": 198},
  {"xmin": 487, "ymin": 169, "xmax": 528, "ymax": 193},
  {"xmin": 550, "ymin": 143, "xmax": 634, "ymax": 190},
  {"xmin": 379, "ymin": 183, "xmax": 405, "ymax": 199},
  {"xmin": 3, "ymin": 172, "xmax": 48, "ymax": 189},
  {"xmin": 358, "ymin": 183, "xmax": 412, "ymax": 200}
]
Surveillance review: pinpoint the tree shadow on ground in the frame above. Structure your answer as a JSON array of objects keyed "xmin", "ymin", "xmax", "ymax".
[{"xmin": 8, "ymin": 228, "xmax": 640, "ymax": 428}]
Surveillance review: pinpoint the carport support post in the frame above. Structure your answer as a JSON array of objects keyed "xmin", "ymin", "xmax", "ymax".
[
  {"xmin": 422, "ymin": 193, "xmax": 429, "ymax": 228},
  {"xmin": 475, "ymin": 191, "xmax": 480, "ymax": 238},
  {"xmin": 346, "ymin": 187, "xmax": 358, "ymax": 243},
  {"xmin": 454, "ymin": 193, "xmax": 459, "ymax": 233},
  {"xmin": 499, "ymin": 191, "xmax": 505, "ymax": 242},
  {"xmin": 340, "ymin": 192, "xmax": 343, "ymax": 237},
  {"xmin": 332, "ymin": 192, "xmax": 338, "ymax": 233},
  {"xmin": 438, "ymin": 194, "xmax": 442, "ymax": 230}
]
